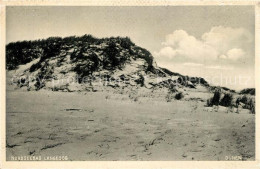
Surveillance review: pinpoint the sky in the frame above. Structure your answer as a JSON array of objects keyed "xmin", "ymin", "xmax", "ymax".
[{"xmin": 6, "ymin": 6, "xmax": 255, "ymax": 90}]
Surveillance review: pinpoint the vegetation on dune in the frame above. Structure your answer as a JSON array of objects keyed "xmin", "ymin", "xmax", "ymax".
[
  {"xmin": 6, "ymin": 41, "xmax": 42, "ymax": 70},
  {"xmin": 236, "ymin": 95, "xmax": 255, "ymax": 114},
  {"xmin": 165, "ymin": 84, "xmax": 181, "ymax": 102},
  {"xmin": 103, "ymin": 41, "xmax": 129, "ymax": 69},
  {"xmin": 207, "ymin": 89, "xmax": 221, "ymax": 107},
  {"xmin": 239, "ymin": 88, "xmax": 255, "ymax": 95},
  {"xmin": 175, "ymin": 92, "xmax": 184, "ymax": 100},
  {"xmin": 160, "ymin": 68, "xmax": 182, "ymax": 77},
  {"xmin": 209, "ymin": 86, "xmax": 235, "ymax": 93},
  {"xmin": 7, "ymin": 34, "xmax": 159, "ymax": 88},
  {"xmin": 248, "ymin": 99, "xmax": 255, "ymax": 114},
  {"xmin": 219, "ymin": 93, "xmax": 233, "ymax": 107},
  {"xmin": 206, "ymin": 89, "xmax": 255, "ymax": 114},
  {"xmin": 135, "ymin": 74, "xmax": 145, "ymax": 87},
  {"xmin": 6, "ymin": 35, "xmax": 141, "ymax": 70}
]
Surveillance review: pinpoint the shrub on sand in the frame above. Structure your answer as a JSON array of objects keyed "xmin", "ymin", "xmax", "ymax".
[
  {"xmin": 240, "ymin": 95, "xmax": 248, "ymax": 105},
  {"xmin": 250, "ymin": 101, "xmax": 255, "ymax": 114},
  {"xmin": 236, "ymin": 95, "xmax": 255, "ymax": 114},
  {"xmin": 206, "ymin": 89, "xmax": 221, "ymax": 107},
  {"xmin": 220, "ymin": 93, "xmax": 233, "ymax": 107},
  {"xmin": 165, "ymin": 84, "xmax": 178, "ymax": 102},
  {"xmin": 248, "ymin": 98, "xmax": 255, "ymax": 114},
  {"xmin": 175, "ymin": 92, "xmax": 184, "ymax": 100}
]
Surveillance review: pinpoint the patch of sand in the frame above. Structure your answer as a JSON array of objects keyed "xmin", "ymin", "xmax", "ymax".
[{"xmin": 6, "ymin": 90, "xmax": 255, "ymax": 161}]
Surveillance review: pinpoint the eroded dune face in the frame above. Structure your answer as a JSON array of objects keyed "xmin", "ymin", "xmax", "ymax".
[{"xmin": 6, "ymin": 35, "xmax": 255, "ymax": 161}]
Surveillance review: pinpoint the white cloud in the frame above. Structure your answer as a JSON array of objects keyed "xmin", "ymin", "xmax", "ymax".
[
  {"xmin": 226, "ymin": 48, "xmax": 245, "ymax": 60},
  {"xmin": 162, "ymin": 30, "xmax": 189, "ymax": 47},
  {"xmin": 155, "ymin": 29, "xmax": 218, "ymax": 62},
  {"xmin": 218, "ymin": 48, "xmax": 245, "ymax": 61},
  {"xmin": 202, "ymin": 26, "xmax": 252, "ymax": 54},
  {"xmin": 154, "ymin": 26, "xmax": 252, "ymax": 64},
  {"xmin": 154, "ymin": 46, "xmax": 177, "ymax": 59},
  {"xmin": 219, "ymin": 55, "xmax": 227, "ymax": 59}
]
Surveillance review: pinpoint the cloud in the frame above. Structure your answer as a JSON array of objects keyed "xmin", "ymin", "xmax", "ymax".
[
  {"xmin": 154, "ymin": 26, "xmax": 252, "ymax": 64},
  {"xmin": 154, "ymin": 46, "xmax": 177, "ymax": 59},
  {"xmin": 202, "ymin": 26, "xmax": 252, "ymax": 54},
  {"xmin": 219, "ymin": 55, "xmax": 227, "ymax": 59},
  {"xmin": 219, "ymin": 48, "xmax": 245, "ymax": 61},
  {"xmin": 156, "ymin": 30, "xmax": 218, "ymax": 62},
  {"xmin": 162, "ymin": 30, "xmax": 189, "ymax": 47},
  {"xmin": 226, "ymin": 48, "xmax": 245, "ymax": 60}
]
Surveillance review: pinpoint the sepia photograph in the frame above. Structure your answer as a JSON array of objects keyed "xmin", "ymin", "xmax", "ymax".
[{"xmin": 3, "ymin": 4, "xmax": 256, "ymax": 163}]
